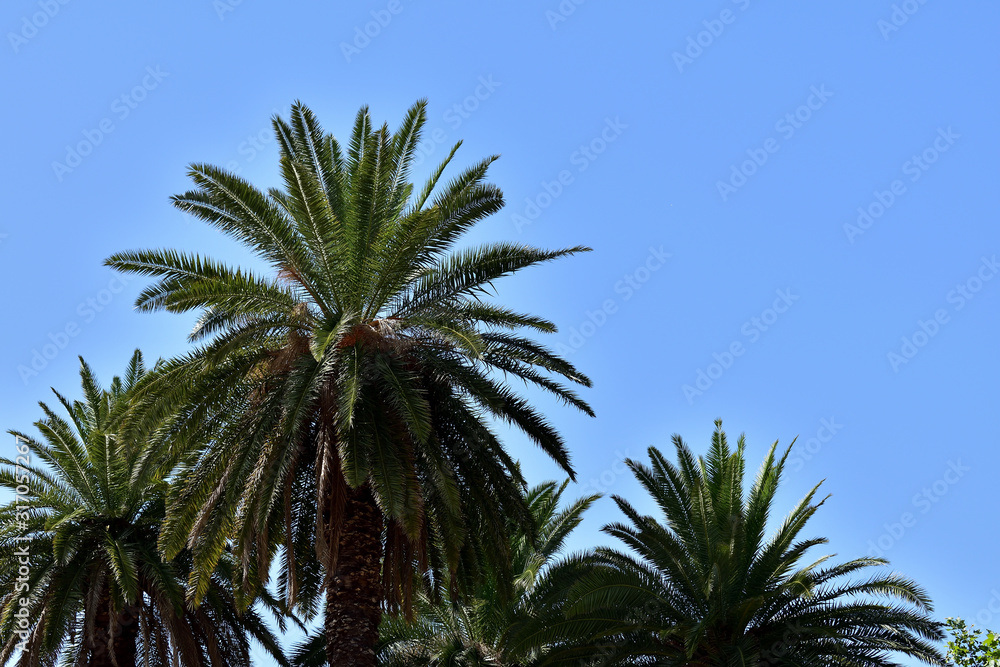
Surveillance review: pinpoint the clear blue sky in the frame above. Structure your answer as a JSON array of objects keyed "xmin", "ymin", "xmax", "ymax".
[{"xmin": 3, "ymin": 0, "xmax": 999, "ymax": 662}]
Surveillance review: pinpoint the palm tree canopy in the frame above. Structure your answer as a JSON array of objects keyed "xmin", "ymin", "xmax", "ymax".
[
  {"xmin": 0, "ymin": 351, "xmax": 287, "ymax": 666},
  {"xmin": 550, "ymin": 420, "xmax": 945, "ymax": 667},
  {"xmin": 105, "ymin": 100, "xmax": 593, "ymax": 618}
]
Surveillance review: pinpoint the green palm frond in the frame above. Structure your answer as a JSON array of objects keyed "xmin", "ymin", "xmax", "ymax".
[
  {"xmin": 0, "ymin": 352, "xmax": 289, "ymax": 666},
  {"xmin": 551, "ymin": 420, "xmax": 946, "ymax": 667},
  {"xmin": 105, "ymin": 100, "xmax": 594, "ymax": 645}
]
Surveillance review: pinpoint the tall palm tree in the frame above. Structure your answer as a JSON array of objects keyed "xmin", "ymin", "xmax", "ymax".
[
  {"xmin": 0, "ymin": 352, "xmax": 287, "ymax": 667},
  {"xmin": 289, "ymin": 479, "xmax": 599, "ymax": 667},
  {"xmin": 550, "ymin": 421, "xmax": 945, "ymax": 666},
  {"xmin": 105, "ymin": 100, "xmax": 592, "ymax": 665}
]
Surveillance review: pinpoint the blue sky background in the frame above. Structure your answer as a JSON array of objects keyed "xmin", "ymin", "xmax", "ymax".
[{"xmin": 3, "ymin": 0, "xmax": 999, "ymax": 663}]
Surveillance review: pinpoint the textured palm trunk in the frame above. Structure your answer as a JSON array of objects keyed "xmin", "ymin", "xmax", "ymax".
[
  {"xmin": 324, "ymin": 484, "xmax": 384, "ymax": 666},
  {"xmin": 90, "ymin": 586, "xmax": 138, "ymax": 667}
]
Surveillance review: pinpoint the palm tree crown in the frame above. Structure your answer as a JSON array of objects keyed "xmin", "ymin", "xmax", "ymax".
[
  {"xmin": 0, "ymin": 351, "xmax": 286, "ymax": 667},
  {"xmin": 105, "ymin": 100, "xmax": 592, "ymax": 664},
  {"xmin": 556, "ymin": 421, "xmax": 945, "ymax": 667}
]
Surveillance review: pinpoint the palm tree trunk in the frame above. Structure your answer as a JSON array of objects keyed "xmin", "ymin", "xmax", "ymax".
[
  {"xmin": 90, "ymin": 584, "xmax": 138, "ymax": 667},
  {"xmin": 324, "ymin": 483, "xmax": 384, "ymax": 666}
]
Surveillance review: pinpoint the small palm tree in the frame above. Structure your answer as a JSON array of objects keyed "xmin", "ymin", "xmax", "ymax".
[
  {"xmin": 0, "ymin": 352, "xmax": 287, "ymax": 667},
  {"xmin": 553, "ymin": 421, "xmax": 945, "ymax": 667},
  {"xmin": 105, "ymin": 100, "xmax": 592, "ymax": 665},
  {"xmin": 288, "ymin": 480, "xmax": 599, "ymax": 667}
]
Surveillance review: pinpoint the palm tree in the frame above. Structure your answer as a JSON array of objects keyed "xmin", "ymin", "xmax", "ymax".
[
  {"xmin": 551, "ymin": 421, "xmax": 945, "ymax": 666},
  {"xmin": 105, "ymin": 100, "xmax": 593, "ymax": 665},
  {"xmin": 0, "ymin": 352, "xmax": 287, "ymax": 667},
  {"xmin": 289, "ymin": 479, "xmax": 599, "ymax": 667}
]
